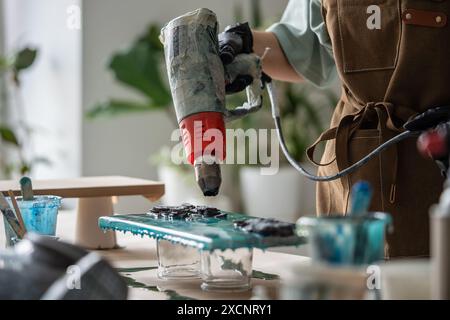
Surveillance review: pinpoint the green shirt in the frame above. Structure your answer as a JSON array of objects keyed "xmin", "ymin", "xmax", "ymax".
[{"xmin": 267, "ymin": 0, "xmax": 337, "ymax": 87}]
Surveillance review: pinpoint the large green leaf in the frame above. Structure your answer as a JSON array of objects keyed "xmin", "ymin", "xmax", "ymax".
[
  {"xmin": 0, "ymin": 126, "xmax": 20, "ymax": 146},
  {"xmin": 14, "ymin": 48, "xmax": 37, "ymax": 72},
  {"xmin": 109, "ymin": 42, "xmax": 170, "ymax": 106},
  {"xmin": 12, "ymin": 48, "xmax": 38, "ymax": 85},
  {"xmin": 86, "ymin": 99, "xmax": 164, "ymax": 119}
]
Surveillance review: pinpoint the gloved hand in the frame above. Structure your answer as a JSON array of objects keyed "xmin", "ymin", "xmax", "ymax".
[
  {"xmin": 407, "ymin": 106, "xmax": 450, "ymax": 176},
  {"xmin": 219, "ymin": 22, "xmax": 255, "ymax": 94},
  {"xmin": 417, "ymin": 122, "xmax": 450, "ymax": 176},
  {"xmin": 404, "ymin": 106, "xmax": 450, "ymax": 132},
  {"xmin": 219, "ymin": 22, "xmax": 253, "ymax": 65}
]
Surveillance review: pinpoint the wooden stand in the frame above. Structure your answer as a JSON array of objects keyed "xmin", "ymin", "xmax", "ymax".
[
  {"xmin": 0, "ymin": 176, "xmax": 164, "ymax": 250},
  {"xmin": 76, "ymin": 197, "xmax": 116, "ymax": 249}
]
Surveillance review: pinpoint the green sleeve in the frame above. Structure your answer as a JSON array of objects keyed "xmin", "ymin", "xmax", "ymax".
[{"xmin": 267, "ymin": 0, "xmax": 337, "ymax": 87}]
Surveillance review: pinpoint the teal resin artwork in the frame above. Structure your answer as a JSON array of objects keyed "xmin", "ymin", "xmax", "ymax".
[{"xmin": 99, "ymin": 212, "xmax": 306, "ymax": 251}]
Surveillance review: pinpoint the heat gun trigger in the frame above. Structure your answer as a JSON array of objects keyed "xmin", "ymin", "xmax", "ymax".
[{"xmin": 223, "ymin": 53, "xmax": 265, "ymax": 122}]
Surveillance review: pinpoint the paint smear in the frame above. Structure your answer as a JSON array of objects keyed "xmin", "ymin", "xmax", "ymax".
[
  {"xmin": 252, "ymin": 270, "xmax": 279, "ymax": 280},
  {"xmin": 121, "ymin": 274, "xmax": 196, "ymax": 300},
  {"xmin": 116, "ymin": 266, "xmax": 158, "ymax": 273}
]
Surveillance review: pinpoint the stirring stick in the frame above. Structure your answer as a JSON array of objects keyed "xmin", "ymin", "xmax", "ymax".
[
  {"xmin": 0, "ymin": 207, "xmax": 25, "ymax": 239},
  {"xmin": 20, "ymin": 177, "xmax": 34, "ymax": 201},
  {"xmin": 350, "ymin": 181, "xmax": 373, "ymax": 217},
  {"xmin": 349, "ymin": 181, "xmax": 373, "ymax": 264},
  {"xmin": 0, "ymin": 192, "xmax": 25, "ymax": 239},
  {"xmin": 8, "ymin": 190, "xmax": 26, "ymax": 234}
]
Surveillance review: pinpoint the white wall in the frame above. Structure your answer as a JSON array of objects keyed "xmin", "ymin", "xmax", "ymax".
[
  {"xmin": 3, "ymin": 0, "xmax": 82, "ymax": 180},
  {"xmin": 81, "ymin": 0, "xmax": 288, "ymax": 212}
]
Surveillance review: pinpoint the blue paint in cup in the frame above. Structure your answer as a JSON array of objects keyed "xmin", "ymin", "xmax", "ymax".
[
  {"xmin": 3, "ymin": 196, "xmax": 61, "ymax": 246},
  {"xmin": 296, "ymin": 212, "xmax": 392, "ymax": 266}
]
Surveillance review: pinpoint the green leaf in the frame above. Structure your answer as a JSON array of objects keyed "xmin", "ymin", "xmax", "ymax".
[
  {"xmin": 14, "ymin": 48, "xmax": 38, "ymax": 72},
  {"xmin": 294, "ymin": 93, "xmax": 325, "ymax": 136},
  {"xmin": 251, "ymin": 0, "xmax": 262, "ymax": 28},
  {"xmin": 108, "ymin": 41, "xmax": 171, "ymax": 106},
  {"xmin": 0, "ymin": 126, "xmax": 20, "ymax": 146},
  {"xmin": 86, "ymin": 99, "xmax": 164, "ymax": 119},
  {"xmin": 20, "ymin": 163, "xmax": 31, "ymax": 175},
  {"xmin": 138, "ymin": 25, "xmax": 164, "ymax": 51}
]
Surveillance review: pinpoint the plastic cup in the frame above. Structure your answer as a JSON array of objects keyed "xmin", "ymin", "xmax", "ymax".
[{"xmin": 3, "ymin": 196, "xmax": 61, "ymax": 246}]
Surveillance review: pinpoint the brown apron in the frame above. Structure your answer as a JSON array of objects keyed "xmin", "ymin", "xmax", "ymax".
[{"xmin": 309, "ymin": 0, "xmax": 450, "ymax": 258}]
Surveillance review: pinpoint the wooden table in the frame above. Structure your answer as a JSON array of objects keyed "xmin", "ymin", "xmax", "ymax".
[
  {"xmin": 0, "ymin": 176, "xmax": 164, "ymax": 249},
  {"xmin": 60, "ymin": 210, "xmax": 310, "ymax": 300}
]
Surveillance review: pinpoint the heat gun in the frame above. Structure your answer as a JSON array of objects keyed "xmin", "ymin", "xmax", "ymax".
[{"xmin": 160, "ymin": 8, "xmax": 264, "ymax": 196}]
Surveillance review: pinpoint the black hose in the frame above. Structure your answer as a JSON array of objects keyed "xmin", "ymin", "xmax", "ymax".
[
  {"xmin": 267, "ymin": 81, "xmax": 417, "ymax": 181},
  {"xmin": 273, "ymin": 117, "xmax": 415, "ymax": 181}
]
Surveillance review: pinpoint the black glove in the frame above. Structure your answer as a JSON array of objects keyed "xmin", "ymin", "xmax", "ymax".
[
  {"xmin": 404, "ymin": 106, "xmax": 450, "ymax": 132},
  {"xmin": 219, "ymin": 22, "xmax": 254, "ymax": 94},
  {"xmin": 225, "ymin": 72, "xmax": 272, "ymax": 95},
  {"xmin": 225, "ymin": 75, "xmax": 253, "ymax": 94},
  {"xmin": 218, "ymin": 22, "xmax": 253, "ymax": 65}
]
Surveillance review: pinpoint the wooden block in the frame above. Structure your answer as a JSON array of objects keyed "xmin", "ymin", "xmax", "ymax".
[{"xmin": 0, "ymin": 176, "xmax": 164, "ymax": 199}]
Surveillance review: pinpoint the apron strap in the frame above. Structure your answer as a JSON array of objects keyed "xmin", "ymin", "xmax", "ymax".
[
  {"xmin": 305, "ymin": 98, "xmax": 416, "ymax": 209},
  {"xmin": 375, "ymin": 105, "xmax": 399, "ymax": 205},
  {"xmin": 306, "ymin": 128, "xmax": 337, "ymax": 166}
]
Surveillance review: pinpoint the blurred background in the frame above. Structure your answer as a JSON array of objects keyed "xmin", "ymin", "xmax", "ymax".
[{"xmin": 0, "ymin": 0, "xmax": 340, "ymax": 222}]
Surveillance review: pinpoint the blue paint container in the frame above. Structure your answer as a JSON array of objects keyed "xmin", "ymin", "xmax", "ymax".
[
  {"xmin": 3, "ymin": 196, "xmax": 61, "ymax": 246},
  {"xmin": 296, "ymin": 212, "xmax": 392, "ymax": 266}
]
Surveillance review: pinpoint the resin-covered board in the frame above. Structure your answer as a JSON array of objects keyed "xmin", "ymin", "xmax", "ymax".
[{"xmin": 98, "ymin": 212, "xmax": 307, "ymax": 251}]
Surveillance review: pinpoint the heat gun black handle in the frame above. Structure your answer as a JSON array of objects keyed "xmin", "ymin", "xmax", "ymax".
[
  {"xmin": 404, "ymin": 106, "xmax": 450, "ymax": 132},
  {"xmin": 218, "ymin": 22, "xmax": 253, "ymax": 65}
]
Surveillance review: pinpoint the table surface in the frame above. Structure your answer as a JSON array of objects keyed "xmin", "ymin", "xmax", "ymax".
[
  {"xmin": 0, "ymin": 209, "xmax": 311, "ymax": 300},
  {"xmin": 0, "ymin": 176, "xmax": 164, "ymax": 200},
  {"xmin": 0, "ymin": 209, "xmax": 433, "ymax": 299}
]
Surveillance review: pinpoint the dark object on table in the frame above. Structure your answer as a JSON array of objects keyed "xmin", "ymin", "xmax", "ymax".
[
  {"xmin": 0, "ymin": 233, "xmax": 127, "ymax": 300},
  {"xmin": 234, "ymin": 218, "xmax": 295, "ymax": 237},
  {"xmin": 148, "ymin": 203, "xmax": 226, "ymax": 220}
]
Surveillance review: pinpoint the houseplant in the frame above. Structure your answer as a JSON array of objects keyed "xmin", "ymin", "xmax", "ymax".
[
  {"xmin": 0, "ymin": 47, "xmax": 43, "ymax": 179},
  {"xmin": 236, "ymin": 82, "xmax": 338, "ymax": 222},
  {"xmin": 87, "ymin": 24, "xmax": 234, "ymax": 208}
]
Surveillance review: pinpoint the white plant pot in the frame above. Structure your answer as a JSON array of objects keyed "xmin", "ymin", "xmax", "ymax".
[
  {"xmin": 239, "ymin": 164, "xmax": 317, "ymax": 222},
  {"xmin": 157, "ymin": 165, "xmax": 201, "ymax": 205},
  {"xmin": 157, "ymin": 165, "xmax": 233, "ymax": 210}
]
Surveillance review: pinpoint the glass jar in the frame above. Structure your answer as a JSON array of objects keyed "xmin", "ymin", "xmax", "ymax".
[
  {"xmin": 156, "ymin": 239, "xmax": 200, "ymax": 280},
  {"xmin": 200, "ymin": 248, "xmax": 253, "ymax": 291}
]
